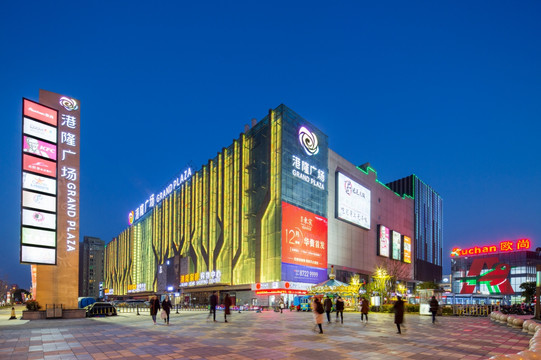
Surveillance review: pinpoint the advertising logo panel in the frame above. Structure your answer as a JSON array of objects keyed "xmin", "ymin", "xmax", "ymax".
[
  {"xmin": 336, "ymin": 172, "xmax": 371, "ymax": 229},
  {"xmin": 392, "ymin": 231, "xmax": 401, "ymax": 260},
  {"xmin": 23, "ymin": 99, "xmax": 57, "ymax": 126},
  {"xmin": 459, "ymin": 257, "xmax": 514, "ymax": 294},
  {"xmin": 21, "ymin": 227, "xmax": 56, "ymax": 247},
  {"xmin": 23, "ymin": 154, "xmax": 57, "ymax": 177},
  {"xmin": 22, "ymin": 190, "xmax": 56, "ymax": 212},
  {"xmin": 403, "ymin": 236, "xmax": 412, "ymax": 263},
  {"xmin": 21, "ymin": 245, "xmax": 55, "ymax": 265},
  {"xmin": 22, "ymin": 172, "xmax": 56, "ymax": 195},
  {"xmin": 280, "ymin": 109, "xmax": 328, "ymax": 217},
  {"xmin": 282, "ymin": 201, "xmax": 328, "ymax": 269},
  {"xmin": 23, "ymin": 136, "xmax": 57, "ymax": 160},
  {"xmin": 23, "ymin": 117, "xmax": 57, "ymax": 143},
  {"xmin": 22, "ymin": 209, "xmax": 56, "ymax": 230},
  {"xmin": 378, "ymin": 225, "xmax": 390, "ymax": 257}
]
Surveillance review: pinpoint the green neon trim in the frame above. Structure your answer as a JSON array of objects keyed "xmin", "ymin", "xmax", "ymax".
[{"xmin": 356, "ymin": 165, "xmax": 414, "ymax": 200}]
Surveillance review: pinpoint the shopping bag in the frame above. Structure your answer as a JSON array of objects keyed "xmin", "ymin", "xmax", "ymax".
[{"xmin": 160, "ymin": 309, "xmax": 167, "ymax": 320}]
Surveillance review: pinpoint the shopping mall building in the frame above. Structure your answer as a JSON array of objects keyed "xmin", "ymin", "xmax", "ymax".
[{"xmin": 104, "ymin": 105, "xmax": 442, "ymax": 306}]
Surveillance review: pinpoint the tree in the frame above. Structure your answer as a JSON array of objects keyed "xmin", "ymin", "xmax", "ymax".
[
  {"xmin": 375, "ymin": 257, "xmax": 412, "ymax": 294},
  {"xmin": 520, "ymin": 281, "xmax": 536, "ymax": 304}
]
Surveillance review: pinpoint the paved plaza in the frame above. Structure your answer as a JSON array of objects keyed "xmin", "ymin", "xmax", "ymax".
[{"xmin": 0, "ymin": 306, "xmax": 533, "ymax": 359}]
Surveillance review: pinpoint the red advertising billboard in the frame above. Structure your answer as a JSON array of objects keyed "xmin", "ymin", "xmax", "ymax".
[
  {"xmin": 23, "ymin": 136, "xmax": 57, "ymax": 160},
  {"xmin": 281, "ymin": 201, "xmax": 327, "ymax": 269},
  {"xmin": 23, "ymin": 154, "xmax": 57, "ymax": 178},
  {"xmin": 23, "ymin": 98, "xmax": 57, "ymax": 126}
]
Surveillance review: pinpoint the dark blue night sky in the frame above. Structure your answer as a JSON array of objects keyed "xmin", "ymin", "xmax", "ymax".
[{"xmin": 1, "ymin": 1, "xmax": 540, "ymax": 288}]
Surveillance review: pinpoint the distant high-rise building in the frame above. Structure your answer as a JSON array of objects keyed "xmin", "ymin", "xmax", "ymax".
[
  {"xmin": 387, "ymin": 175, "xmax": 443, "ymax": 282},
  {"xmin": 79, "ymin": 236, "xmax": 105, "ymax": 299}
]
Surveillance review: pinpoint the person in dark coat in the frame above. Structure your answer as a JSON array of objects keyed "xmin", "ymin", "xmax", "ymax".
[
  {"xmin": 323, "ymin": 296, "xmax": 333, "ymax": 323},
  {"xmin": 429, "ymin": 296, "xmax": 439, "ymax": 324},
  {"xmin": 360, "ymin": 297, "xmax": 369, "ymax": 323},
  {"xmin": 224, "ymin": 293, "xmax": 232, "ymax": 323},
  {"xmin": 161, "ymin": 295, "xmax": 172, "ymax": 325},
  {"xmin": 149, "ymin": 294, "xmax": 161, "ymax": 325},
  {"xmin": 335, "ymin": 296, "xmax": 344, "ymax": 324},
  {"xmin": 208, "ymin": 291, "xmax": 218, "ymax": 322},
  {"xmin": 393, "ymin": 296, "xmax": 405, "ymax": 334}
]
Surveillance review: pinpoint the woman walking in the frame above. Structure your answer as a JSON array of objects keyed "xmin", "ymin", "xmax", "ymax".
[
  {"xmin": 162, "ymin": 295, "xmax": 172, "ymax": 325},
  {"xmin": 360, "ymin": 297, "xmax": 369, "ymax": 323},
  {"xmin": 150, "ymin": 294, "xmax": 161, "ymax": 325},
  {"xmin": 224, "ymin": 293, "xmax": 232, "ymax": 323},
  {"xmin": 312, "ymin": 297, "xmax": 324, "ymax": 334}
]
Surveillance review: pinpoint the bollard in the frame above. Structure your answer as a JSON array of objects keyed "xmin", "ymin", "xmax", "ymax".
[
  {"xmin": 9, "ymin": 307, "xmax": 16, "ymax": 320},
  {"xmin": 137, "ymin": 305, "xmax": 140, "ymax": 315}
]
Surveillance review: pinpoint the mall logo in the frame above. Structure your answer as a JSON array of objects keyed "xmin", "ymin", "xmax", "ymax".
[
  {"xmin": 459, "ymin": 257, "xmax": 514, "ymax": 295},
  {"xmin": 298, "ymin": 126, "xmax": 319, "ymax": 156},
  {"xmin": 59, "ymin": 96, "xmax": 79, "ymax": 111}
]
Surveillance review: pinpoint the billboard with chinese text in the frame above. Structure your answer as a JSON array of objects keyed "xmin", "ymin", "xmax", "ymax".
[
  {"xmin": 378, "ymin": 225, "xmax": 390, "ymax": 257},
  {"xmin": 23, "ymin": 117, "xmax": 57, "ymax": 143},
  {"xmin": 392, "ymin": 230, "xmax": 401, "ymax": 260},
  {"xmin": 281, "ymin": 201, "xmax": 327, "ymax": 283},
  {"xmin": 403, "ymin": 235, "xmax": 412, "ymax": 263},
  {"xmin": 336, "ymin": 172, "xmax": 371, "ymax": 229},
  {"xmin": 23, "ymin": 154, "xmax": 57, "ymax": 177}
]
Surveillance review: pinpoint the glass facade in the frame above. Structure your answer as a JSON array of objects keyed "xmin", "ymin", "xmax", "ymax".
[{"xmin": 387, "ymin": 175, "xmax": 443, "ymax": 281}]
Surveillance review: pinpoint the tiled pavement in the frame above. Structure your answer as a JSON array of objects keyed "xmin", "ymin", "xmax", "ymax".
[{"xmin": 0, "ymin": 308, "xmax": 533, "ymax": 359}]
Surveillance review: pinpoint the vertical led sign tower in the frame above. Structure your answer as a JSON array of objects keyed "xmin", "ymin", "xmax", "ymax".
[{"xmin": 34, "ymin": 90, "xmax": 81, "ymax": 309}]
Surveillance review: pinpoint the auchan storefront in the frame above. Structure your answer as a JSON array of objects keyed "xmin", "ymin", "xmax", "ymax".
[{"xmin": 450, "ymin": 238, "xmax": 539, "ymax": 304}]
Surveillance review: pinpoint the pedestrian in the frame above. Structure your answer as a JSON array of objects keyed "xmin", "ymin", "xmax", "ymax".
[
  {"xmin": 429, "ymin": 295, "xmax": 439, "ymax": 324},
  {"xmin": 161, "ymin": 295, "xmax": 172, "ymax": 325},
  {"xmin": 224, "ymin": 293, "xmax": 231, "ymax": 323},
  {"xmin": 208, "ymin": 291, "xmax": 218, "ymax": 322},
  {"xmin": 360, "ymin": 297, "xmax": 369, "ymax": 323},
  {"xmin": 149, "ymin": 294, "xmax": 161, "ymax": 325},
  {"xmin": 335, "ymin": 296, "xmax": 344, "ymax": 324},
  {"xmin": 312, "ymin": 297, "xmax": 324, "ymax": 334},
  {"xmin": 393, "ymin": 295, "xmax": 405, "ymax": 334},
  {"xmin": 279, "ymin": 298, "xmax": 285, "ymax": 314},
  {"xmin": 323, "ymin": 295, "xmax": 333, "ymax": 323}
]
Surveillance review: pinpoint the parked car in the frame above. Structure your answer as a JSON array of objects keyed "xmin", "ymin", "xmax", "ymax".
[{"xmin": 85, "ymin": 302, "xmax": 117, "ymax": 317}]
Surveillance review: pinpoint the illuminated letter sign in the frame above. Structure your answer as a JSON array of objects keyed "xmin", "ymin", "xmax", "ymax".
[{"xmin": 451, "ymin": 238, "xmax": 531, "ymax": 257}]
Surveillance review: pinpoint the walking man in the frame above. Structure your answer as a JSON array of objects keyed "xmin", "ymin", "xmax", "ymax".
[
  {"xmin": 209, "ymin": 291, "xmax": 218, "ymax": 322},
  {"xmin": 393, "ymin": 296, "xmax": 405, "ymax": 334},
  {"xmin": 335, "ymin": 296, "xmax": 344, "ymax": 324},
  {"xmin": 429, "ymin": 295, "xmax": 439, "ymax": 324},
  {"xmin": 323, "ymin": 295, "xmax": 333, "ymax": 324}
]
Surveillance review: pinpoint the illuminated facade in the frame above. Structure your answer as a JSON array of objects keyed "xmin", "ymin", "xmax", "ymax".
[
  {"xmin": 105, "ymin": 105, "xmax": 422, "ymax": 304},
  {"xmin": 450, "ymin": 238, "xmax": 539, "ymax": 303}
]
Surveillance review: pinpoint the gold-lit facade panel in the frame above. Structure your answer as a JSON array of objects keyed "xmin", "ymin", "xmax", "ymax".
[{"xmin": 105, "ymin": 110, "xmax": 283, "ymax": 295}]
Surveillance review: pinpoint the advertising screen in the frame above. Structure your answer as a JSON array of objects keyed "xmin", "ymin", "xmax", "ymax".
[
  {"xmin": 22, "ymin": 209, "xmax": 56, "ymax": 230},
  {"xmin": 23, "ymin": 117, "xmax": 57, "ymax": 143},
  {"xmin": 23, "ymin": 154, "xmax": 57, "ymax": 178},
  {"xmin": 21, "ymin": 227, "xmax": 56, "ymax": 247},
  {"xmin": 21, "ymin": 245, "xmax": 55, "ymax": 265},
  {"xmin": 403, "ymin": 236, "xmax": 412, "ymax": 263},
  {"xmin": 336, "ymin": 172, "xmax": 371, "ymax": 229},
  {"xmin": 23, "ymin": 136, "xmax": 57, "ymax": 160},
  {"xmin": 23, "ymin": 99, "xmax": 57, "ymax": 126},
  {"xmin": 22, "ymin": 190, "xmax": 56, "ymax": 212},
  {"xmin": 282, "ymin": 201, "xmax": 328, "ymax": 269},
  {"xmin": 378, "ymin": 225, "xmax": 390, "ymax": 257},
  {"xmin": 392, "ymin": 231, "xmax": 402, "ymax": 260},
  {"xmin": 22, "ymin": 172, "xmax": 56, "ymax": 195}
]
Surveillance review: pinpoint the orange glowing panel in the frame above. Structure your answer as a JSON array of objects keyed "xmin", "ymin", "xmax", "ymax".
[{"xmin": 281, "ymin": 201, "xmax": 327, "ymax": 269}]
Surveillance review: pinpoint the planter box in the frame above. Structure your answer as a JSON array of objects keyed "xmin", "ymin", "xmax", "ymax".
[
  {"xmin": 22, "ymin": 310, "xmax": 46, "ymax": 320},
  {"xmin": 62, "ymin": 309, "xmax": 86, "ymax": 319}
]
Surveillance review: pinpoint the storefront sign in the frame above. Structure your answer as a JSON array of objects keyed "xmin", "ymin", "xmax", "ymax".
[
  {"xmin": 180, "ymin": 269, "xmax": 222, "ymax": 287},
  {"xmin": 130, "ymin": 167, "xmax": 193, "ymax": 223},
  {"xmin": 451, "ymin": 238, "xmax": 531, "ymax": 257}
]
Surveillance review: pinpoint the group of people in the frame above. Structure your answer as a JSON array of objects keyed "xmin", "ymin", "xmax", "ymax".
[
  {"xmin": 149, "ymin": 294, "xmax": 172, "ymax": 325},
  {"xmin": 208, "ymin": 291, "xmax": 232, "ymax": 322}
]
